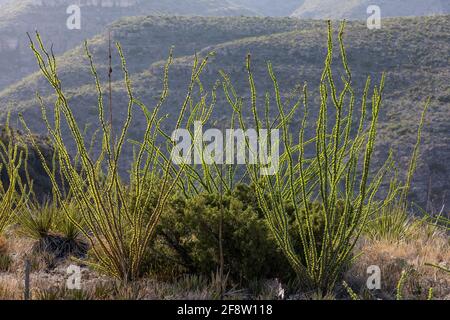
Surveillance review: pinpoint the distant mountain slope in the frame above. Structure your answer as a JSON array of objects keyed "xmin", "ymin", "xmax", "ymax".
[
  {"xmin": 0, "ymin": 0, "xmax": 13, "ymax": 6},
  {"xmin": 1, "ymin": 15, "xmax": 449, "ymax": 208},
  {"xmin": 291, "ymin": 0, "xmax": 450, "ymax": 19},
  {"xmin": 231, "ymin": 0, "xmax": 304, "ymax": 16},
  {"xmin": 0, "ymin": 0, "xmax": 257, "ymax": 91},
  {"xmin": 0, "ymin": 125, "xmax": 56, "ymax": 201},
  {"xmin": 0, "ymin": 16, "xmax": 306, "ymax": 113}
]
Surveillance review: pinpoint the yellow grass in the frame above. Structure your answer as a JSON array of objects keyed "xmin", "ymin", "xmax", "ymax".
[{"xmin": 347, "ymin": 225, "xmax": 450, "ymax": 300}]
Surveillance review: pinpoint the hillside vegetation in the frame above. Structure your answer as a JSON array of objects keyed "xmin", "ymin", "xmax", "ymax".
[
  {"xmin": 0, "ymin": 0, "xmax": 257, "ymax": 91},
  {"xmin": 231, "ymin": 0, "xmax": 304, "ymax": 16},
  {"xmin": 291, "ymin": 0, "xmax": 450, "ymax": 20},
  {"xmin": 1, "ymin": 0, "xmax": 448, "ymax": 91}
]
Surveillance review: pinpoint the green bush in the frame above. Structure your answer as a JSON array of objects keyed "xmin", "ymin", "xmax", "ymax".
[{"xmin": 148, "ymin": 184, "xmax": 293, "ymax": 283}]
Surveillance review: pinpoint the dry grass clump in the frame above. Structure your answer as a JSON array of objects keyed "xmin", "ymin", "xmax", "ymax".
[
  {"xmin": 346, "ymin": 224, "xmax": 450, "ymax": 300},
  {"xmin": 0, "ymin": 236, "xmax": 7, "ymax": 253},
  {"xmin": 0, "ymin": 275, "xmax": 23, "ymax": 300},
  {"xmin": 0, "ymin": 236, "xmax": 12, "ymax": 272},
  {"xmin": 3, "ymin": 233, "xmax": 45, "ymax": 272}
]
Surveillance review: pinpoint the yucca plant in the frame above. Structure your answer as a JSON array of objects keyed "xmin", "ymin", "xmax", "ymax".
[
  {"xmin": 365, "ymin": 205, "xmax": 417, "ymax": 242},
  {"xmin": 20, "ymin": 33, "xmax": 211, "ymax": 281},
  {"xmin": 221, "ymin": 21, "xmax": 396, "ymax": 295},
  {"xmin": 17, "ymin": 200, "xmax": 55, "ymax": 240},
  {"xmin": 52, "ymin": 199, "xmax": 83, "ymax": 242}
]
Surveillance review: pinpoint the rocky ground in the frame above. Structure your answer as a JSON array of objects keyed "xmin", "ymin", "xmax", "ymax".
[{"xmin": 0, "ymin": 223, "xmax": 448, "ymax": 300}]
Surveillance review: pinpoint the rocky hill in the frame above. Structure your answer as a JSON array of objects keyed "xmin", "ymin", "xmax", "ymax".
[
  {"xmin": 0, "ymin": 16, "xmax": 307, "ymax": 119},
  {"xmin": 230, "ymin": 0, "xmax": 304, "ymax": 16},
  {"xmin": 2, "ymin": 0, "xmax": 448, "ymax": 92},
  {"xmin": 291, "ymin": 0, "xmax": 450, "ymax": 20},
  {"xmin": 0, "ymin": 0, "xmax": 258, "ymax": 92}
]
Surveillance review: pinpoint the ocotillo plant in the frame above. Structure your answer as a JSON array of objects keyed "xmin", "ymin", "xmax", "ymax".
[
  {"xmin": 222, "ymin": 21, "xmax": 395, "ymax": 295},
  {"xmin": 21, "ymin": 33, "xmax": 212, "ymax": 281},
  {"xmin": 0, "ymin": 118, "xmax": 24, "ymax": 234},
  {"xmin": 426, "ymin": 263, "xmax": 450, "ymax": 274}
]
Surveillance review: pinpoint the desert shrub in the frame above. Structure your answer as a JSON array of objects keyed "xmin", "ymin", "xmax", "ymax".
[
  {"xmin": 147, "ymin": 184, "xmax": 292, "ymax": 283},
  {"xmin": 288, "ymin": 201, "xmax": 353, "ymax": 265},
  {"xmin": 12, "ymin": 127, "xmax": 88, "ymax": 261},
  {"xmin": 33, "ymin": 233, "xmax": 88, "ymax": 261},
  {"xmin": 52, "ymin": 201, "xmax": 84, "ymax": 243},
  {"xmin": 1, "ymin": 122, "xmax": 59, "ymax": 205}
]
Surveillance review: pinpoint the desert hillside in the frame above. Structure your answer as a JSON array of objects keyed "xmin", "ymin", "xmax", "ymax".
[
  {"xmin": 0, "ymin": 0, "xmax": 257, "ymax": 91},
  {"xmin": 291, "ymin": 0, "xmax": 450, "ymax": 19}
]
